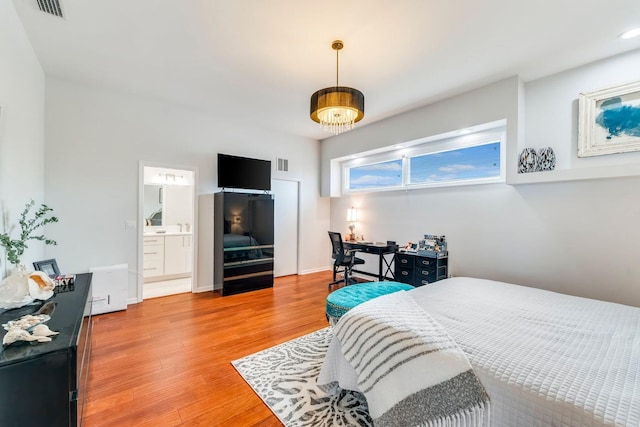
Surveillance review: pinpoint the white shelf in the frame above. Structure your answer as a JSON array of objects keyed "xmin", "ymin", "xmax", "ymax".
[{"xmin": 507, "ymin": 163, "xmax": 640, "ymax": 185}]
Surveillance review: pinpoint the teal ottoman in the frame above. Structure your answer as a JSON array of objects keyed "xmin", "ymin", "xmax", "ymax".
[{"xmin": 326, "ymin": 281, "xmax": 414, "ymax": 326}]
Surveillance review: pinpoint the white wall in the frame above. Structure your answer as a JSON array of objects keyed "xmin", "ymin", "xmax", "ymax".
[
  {"xmin": 44, "ymin": 78, "xmax": 329, "ymax": 300},
  {"xmin": 321, "ymin": 51, "xmax": 640, "ymax": 307},
  {"xmin": 0, "ymin": 2, "xmax": 46, "ymax": 275}
]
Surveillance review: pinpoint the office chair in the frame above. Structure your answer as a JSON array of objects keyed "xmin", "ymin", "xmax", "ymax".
[{"xmin": 328, "ymin": 231, "xmax": 365, "ymax": 289}]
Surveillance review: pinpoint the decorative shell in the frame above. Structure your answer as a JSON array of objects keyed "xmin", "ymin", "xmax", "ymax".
[
  {"xmin": 28, "ymin": 271, "xmax": 55, "ymax": 301},
  {"xmin": 0, "ymin": 271, "xmax": 32, "ymax": 309},
  {"xmin": 2, "ymin": 314, "xmax": 51, "ymax": 331},
  {"xmin": 2, "ymin": 328, "xmax": 52, "ymax": 346},
  {"xmin": 31, "ymin": 324, "xmax": 59, "ymax": 337}
]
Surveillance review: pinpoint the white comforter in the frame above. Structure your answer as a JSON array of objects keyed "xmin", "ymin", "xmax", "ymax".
[{"xmin": 318, "ymin": 277, "xmax": 640, "ymax": 426}]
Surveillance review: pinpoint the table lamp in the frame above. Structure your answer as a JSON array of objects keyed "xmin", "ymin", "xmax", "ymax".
[{"xmin": 346, "ymin": 207, "xmax": 358, "ymax": 241}]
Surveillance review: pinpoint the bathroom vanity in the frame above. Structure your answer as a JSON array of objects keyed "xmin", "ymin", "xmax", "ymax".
[{"xmin": 143, "ymin": 231, "xmax": 193, "ymax": 280}]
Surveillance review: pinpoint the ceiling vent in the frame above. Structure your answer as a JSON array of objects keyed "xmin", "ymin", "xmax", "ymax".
[
  {"xmin": 36, "ymin": 0, "xmax": 65, "ymax": 19},
  {"xmin": 277, "ymin": 158, "xmax": 289, "ymax": 173}
]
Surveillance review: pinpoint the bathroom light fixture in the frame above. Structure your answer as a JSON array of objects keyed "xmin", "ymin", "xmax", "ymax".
[
  {"xmin": 310, "ymin": 40, "xmax": 364, "ymax": 135},
  {"xmin": 618, "ymin": 27, "xmax": 640, "ymax": 39},
  {"xmin": 157, "ymin": 173, "xmax": 184, "ymax": 183}
]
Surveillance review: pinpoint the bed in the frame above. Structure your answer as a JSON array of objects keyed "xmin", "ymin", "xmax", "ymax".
[{"xmin": 318, "ymin": 277, "xmax": 640, "ymax": 426}]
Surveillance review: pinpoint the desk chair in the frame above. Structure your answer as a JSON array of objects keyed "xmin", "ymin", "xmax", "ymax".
[{"xmin": 328, "ymin": 231, "xmax": 365, "ymax": 289}]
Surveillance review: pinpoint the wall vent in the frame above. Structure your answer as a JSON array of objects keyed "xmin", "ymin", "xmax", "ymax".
[
  {"xmin": 36, "ymin": 0, "xmax": 65, "ymax": 19},
  {"xmin": 277, "ymin": 158, "xmax": 289, "ymax": 172}
]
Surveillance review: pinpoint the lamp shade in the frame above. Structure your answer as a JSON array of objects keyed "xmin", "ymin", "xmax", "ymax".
[
  {"xmin": 310, "ymin": 40, "xmax": 364, "ymax": 135},
  {"xmin": 310, "ymin": 86, "xmax": 365, "ymax": 135},
  {"xmin": 346, "ymin": 207, "xmax": 359, "ymax": 222}
]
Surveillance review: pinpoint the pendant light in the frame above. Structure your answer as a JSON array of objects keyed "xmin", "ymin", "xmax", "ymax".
[{"xmin": 310, "ymin": 40, "xmax": 364, "ymax": 135}]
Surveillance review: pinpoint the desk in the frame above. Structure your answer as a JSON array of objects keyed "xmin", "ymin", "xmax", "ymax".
[{"xmin": 343, "ymin": 241, "xmax": 397, "ymax": 281}]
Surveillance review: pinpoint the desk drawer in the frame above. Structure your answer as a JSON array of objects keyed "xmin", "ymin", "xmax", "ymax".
[
  {"xmin": 394, "ymin": 267, "xmax": 414, "ymax": 284},
  {"xmin": 415, "ymin": 268, "xmax": 436, "ymax": 286},
  {"xmin": 395, "ymin": 253, "xmax": 414, "ymax": 268},
  {"xmin": 415, "ymin": 256, "xmax": 436, "ymax": 268}
]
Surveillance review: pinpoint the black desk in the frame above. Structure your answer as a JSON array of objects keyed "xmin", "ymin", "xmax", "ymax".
[{"xmin": 343, "ymin": 241, "xmax": 397, "ymax": 281}]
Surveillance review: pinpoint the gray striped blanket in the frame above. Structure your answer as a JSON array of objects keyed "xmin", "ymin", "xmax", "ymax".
[{"xmin": 332, "ymin": 290, "xmax": 490, "ymax": 426}]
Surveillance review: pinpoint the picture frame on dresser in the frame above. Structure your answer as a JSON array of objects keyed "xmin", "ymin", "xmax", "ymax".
[
  {"xmin": 578, "ymin": 80, "xmax": 640, "ymax": 157},
  {"xmin": 33, "ymin": 258, "xmax": 60, "ymax": 277}
]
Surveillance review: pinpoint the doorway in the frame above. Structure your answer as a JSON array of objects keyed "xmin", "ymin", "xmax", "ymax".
[
  {"xmin": 272, "ymin": 179, "xmax": 299, "ymax": 277},
  {"xmin": 141, "ymin": 165, "xmax": 196, "ymax": 299}
]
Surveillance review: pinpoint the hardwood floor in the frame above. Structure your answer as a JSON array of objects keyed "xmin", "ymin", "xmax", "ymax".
[{"xmin": 84, "ymin": 271, "xmax": 336, "ymax": 427}]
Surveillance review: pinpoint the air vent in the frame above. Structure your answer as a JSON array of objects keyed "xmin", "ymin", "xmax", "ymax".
[
  {"xmin": 37, "ymin": 0, "xmax": 65, "ymax": 18},
  {"xmin": 277, "ymin": 158, "xmax": 289, "ymax": 172}
]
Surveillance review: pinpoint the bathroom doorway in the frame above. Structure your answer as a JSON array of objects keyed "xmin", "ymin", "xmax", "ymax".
[{"xmin": 140, "ymin": 165, "xmax": 196, "ymax": 300}]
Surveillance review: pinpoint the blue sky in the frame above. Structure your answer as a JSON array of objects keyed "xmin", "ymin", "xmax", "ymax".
[{"xmin": 349, "ymin": 142, "xmax": 500, "ymax": 189}]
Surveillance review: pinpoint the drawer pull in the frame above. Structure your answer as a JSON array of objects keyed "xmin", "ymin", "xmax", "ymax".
[
  {"xmin": 421, "ymin": 260, "xmax": 430, "ymax": 266},
  {"xmin": 421, "ymin": 270, "xmax": 430, "ymax": 275},
  {"xmin": 143, "ymin": 267, "xmax": 157, "ymax": 271},
  {"xmin": 144, "ymin": 252, "xmax": 158, "ymax": 255},
  {"xmin": 401, "ymin": 271, "xmax": 409, "ymax": 276},
  {"xmin": 421, "ymin": 280, "xmax": 429, "ymax": 285},
  {"xmin": 401, "ymin": 259, "xmax": 408, "ymax": 264}
]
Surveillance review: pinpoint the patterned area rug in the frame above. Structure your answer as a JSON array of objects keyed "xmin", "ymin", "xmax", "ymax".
[{"xmin": 232, "ymin": 327, "xmax": 372, "ymax": 426}]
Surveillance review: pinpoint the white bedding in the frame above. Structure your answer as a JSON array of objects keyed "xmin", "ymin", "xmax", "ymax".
[{"xmin": 318, "ymin": 277, "xmax": 640, "ymax": 426}]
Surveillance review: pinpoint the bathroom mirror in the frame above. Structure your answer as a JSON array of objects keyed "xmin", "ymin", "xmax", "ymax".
[{"xmin": 144, "ymin": 185, "xmax": 163, "ymax": 226}]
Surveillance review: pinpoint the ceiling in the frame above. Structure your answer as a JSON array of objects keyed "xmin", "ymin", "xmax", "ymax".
[{"xmin": 12, "ymin": 0, "xmax": 640, "ymax": 141}]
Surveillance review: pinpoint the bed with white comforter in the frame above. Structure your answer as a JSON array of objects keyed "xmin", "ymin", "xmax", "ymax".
[{"xmin": 318, "ymin": 277, "xmax": 640, "ymax": 426}]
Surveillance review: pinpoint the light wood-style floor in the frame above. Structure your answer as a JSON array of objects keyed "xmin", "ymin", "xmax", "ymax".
[{"xmin": 85, "ymin": 271, "xmax": 336, "ymax": 426}]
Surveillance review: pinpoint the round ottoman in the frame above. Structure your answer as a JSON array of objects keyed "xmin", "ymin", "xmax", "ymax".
[{"xmin": 325, "ymin": 281, "xmax": 414, "ymax": 326}]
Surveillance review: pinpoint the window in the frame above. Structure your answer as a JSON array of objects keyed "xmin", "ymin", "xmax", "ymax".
[
  {"xmin": 347, "ymin": 159, "xmax": 403, "ymax": 191},
  {"xmin": 342, "ymin": 125, "xmax": 505, "ymax": 193},
  {"xmin": 408, "ymin": 142, "xmax": 501, "ymax": 185}
]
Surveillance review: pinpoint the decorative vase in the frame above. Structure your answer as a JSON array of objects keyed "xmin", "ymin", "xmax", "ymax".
[
  {"xmin": 518, "ymin": 148, "xmax": 538, "ymax": 173},
  {"xmin": 536, "ymin": 147, "xmax": 556, "ymax": 171}
]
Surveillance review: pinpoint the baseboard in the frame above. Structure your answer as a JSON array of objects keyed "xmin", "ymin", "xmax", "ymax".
[
  {"xmin": 195, "ymin": 283, "xmax": 214, "ymax": 293},
  {"xmin": 127, "ymin": 297, "xmax": 139, "ymax": 305},
  {"xmin": 300, "ymin": 266, "xmax": 332, "ymax": 275}
]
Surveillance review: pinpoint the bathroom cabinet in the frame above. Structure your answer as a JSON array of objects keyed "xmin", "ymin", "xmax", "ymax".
[{"xmin": 143, "ymin": 233, "xmax": 192, "ymax": 281}]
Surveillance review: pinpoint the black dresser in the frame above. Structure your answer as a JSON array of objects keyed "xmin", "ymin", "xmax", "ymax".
[
  {"xmin": 0, "ymin": 273, "xmax": 92, "ymax": 427},
  {"xmin": 214, "ymin": 192, "xmax": 274, "ymax": 296},
  {"xmin": 394, "ymin": 252, "xmax": 448, "ymax": 287}
]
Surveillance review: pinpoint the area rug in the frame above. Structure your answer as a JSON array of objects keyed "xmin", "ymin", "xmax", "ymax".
[{"xmin": 231, "ymin": 327, "xmax": 372, "ymax": 426}]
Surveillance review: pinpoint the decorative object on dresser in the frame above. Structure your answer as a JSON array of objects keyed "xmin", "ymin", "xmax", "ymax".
[
  {"xmin": 33, "ymin": 258, "xmax": 60, "ymax": 277},
  {"xmin": 517, "ymin": 147, "xmax": 538, "ymax": 173},
  {"xmin": 0, "ymin": 199, "xmax": 58, "ymax": 276},
  {"xmin": 214, "ymin": 192, "xmax": 274, "ymax": 296},
  {"xmin": 0, "ymin": 273, "xmax": 93, "ymax": 427},
  {"xmin": 578, "ymin": 80, "xmax": 640, "ymax": 157}
]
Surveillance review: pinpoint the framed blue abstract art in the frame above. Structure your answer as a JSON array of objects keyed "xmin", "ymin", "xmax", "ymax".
[{"xmin": 578, "ymin": 81, "xmax": 640, "ymax": 157}]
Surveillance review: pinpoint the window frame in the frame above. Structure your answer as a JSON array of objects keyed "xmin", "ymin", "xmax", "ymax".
[{"xmin": 342, "ymin": 128, "xmax": 506, "ymax": 194}]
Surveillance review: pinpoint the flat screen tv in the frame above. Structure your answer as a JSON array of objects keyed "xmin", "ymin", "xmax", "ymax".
[{"xmin": 217, "ymin": 153, "xmax": 271, "ymax": 191}]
